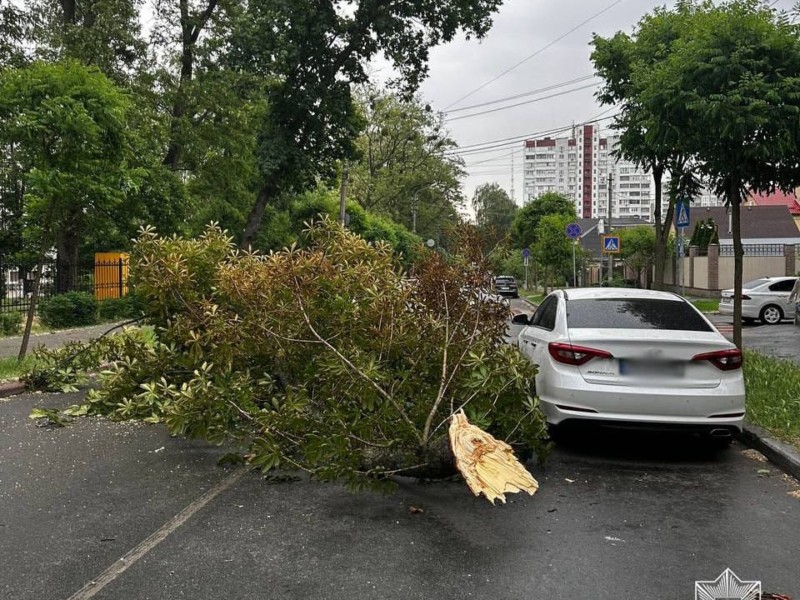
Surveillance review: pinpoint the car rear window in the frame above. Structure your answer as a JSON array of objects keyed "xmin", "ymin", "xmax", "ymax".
[
  {"xmin": 495, "ymin": 277, "xmax": 515, "ymax": 283},
  {"xmin": 743, "ymin": 278, "xmax": 770, "ymax": 289},
  {"xmin": 566, "ymin": 298, "xmax": 714, "ymax": 331}
]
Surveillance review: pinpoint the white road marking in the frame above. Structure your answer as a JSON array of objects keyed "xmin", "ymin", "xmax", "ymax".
[{"xmin": 66, "ymin": 466, "xmax": 248, "ymax": 600}]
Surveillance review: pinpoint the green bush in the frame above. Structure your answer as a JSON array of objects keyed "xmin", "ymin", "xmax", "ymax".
[
  {"xmin": 0, "ymin": 311, "xmax": 23, "ymax": 335},
  {"xmin": 98, "ymin": 293, "xmax": 143, "ymax": 322},
  {"xmin": 39, "ymin": 292, "xmax": 98, "ymax": 329}
]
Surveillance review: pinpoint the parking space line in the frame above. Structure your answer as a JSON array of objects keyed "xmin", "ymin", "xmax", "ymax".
[{"xmin": 66, "ymin": 465, "xmax": 248, "ymax": 600}]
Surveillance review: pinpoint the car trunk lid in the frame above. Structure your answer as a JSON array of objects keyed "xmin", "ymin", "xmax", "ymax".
[{"xmin": 566, "ymin": 329, "xmax": 734, "ymax": 388}]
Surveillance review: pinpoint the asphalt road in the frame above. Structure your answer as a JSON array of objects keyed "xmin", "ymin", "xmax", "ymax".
[
  {"xmin": 0, "ymin": 322, "xmax": 126, "ymax": 359},
  {"xmin": 2, "ymin": 386, "xmax": 799, "ymax": 599},
  {"xmin": 706, "ymin": 313, "xmax": 800, "ymax": 364}
]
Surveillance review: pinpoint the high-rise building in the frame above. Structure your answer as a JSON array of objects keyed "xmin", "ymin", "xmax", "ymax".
[{"xmin": 522, "ymin": 123, "xmax": 723, "ymax": 219}]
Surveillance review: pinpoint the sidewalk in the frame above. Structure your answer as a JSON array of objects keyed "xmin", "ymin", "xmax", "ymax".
[{"xmin": 0, "ymin": 321, "xmax": 125, "ymax": 359}]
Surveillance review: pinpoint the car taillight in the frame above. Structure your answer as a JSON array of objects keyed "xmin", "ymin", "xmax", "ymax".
[
  {"xmin": 692, "ymin": 348, "xmax": 743, "ymax": 371},
  {"xmin": 548, "ymin": 342, "xmax": 613, "ymax": 366}
]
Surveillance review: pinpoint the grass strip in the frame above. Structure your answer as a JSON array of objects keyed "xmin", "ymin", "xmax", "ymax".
[
  {"xmin": 692, "ymin": 299, "xmax": 719, "ymax": 313},
  {"xmin": 744, "ymin": 350, "xmax": 800, "ymax": 450},
  {"xmin": 0, "ymin": 355, "xmax": 40, "ymax": 383},
  {"xmin": 521, "ymin": 293, "xmax": 544, "ymax": 306}
]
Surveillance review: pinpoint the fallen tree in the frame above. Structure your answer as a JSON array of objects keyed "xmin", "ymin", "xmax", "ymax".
[{"xmin": 29, "ymin": 219, "xmax": 549, "ymax": 495}]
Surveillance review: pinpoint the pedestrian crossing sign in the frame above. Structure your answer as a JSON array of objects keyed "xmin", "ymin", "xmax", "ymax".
[
  {"xmin": 602, "ymin": 235, "xmax": 621, "ymax": 254},
  {"xmin": 676, "ymin": 198, "xmax": 691, "ymax": 228}
]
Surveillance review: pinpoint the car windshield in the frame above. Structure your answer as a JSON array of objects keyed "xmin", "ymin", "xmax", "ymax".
[
  {"xmin": 566, "ymin": 298, "xmax": 714, "ymax": 332},
  {"xmin": 495, "ymin": 277, "xmax": 515, "ymax": 283},
  {"xmin": 743, "ymin": 278, "xmax": 770, "ymax": 289}
]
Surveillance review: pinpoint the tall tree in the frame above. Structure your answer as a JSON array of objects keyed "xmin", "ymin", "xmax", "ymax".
[
  {"xmin": 617, "ymin": 225, "xmax": 656, "ymax": 288},
  {"xmin": 0, "ymin": 1, "xmax": 31, "ymax": 67},
  {"xmin": 533, "ymin": 213, "xmax": 575, "ymax": 294},
  {"xmin": 591, "ymin": 8, "xmax": 695, "ymax": 291},
  {"xmin": 638, "ymin": 0, "xmax": 800, "ymax": 347},
  {"xmin": 28, "ymin": 0, "xmax": 145, "ymax": 84},
  {"xmin": 471, "ymin": 183, "xmax": 517, "ymax": 253},
  {"xmin": 511, "ymin": 191, "xmax": 576, "ymax": 250},
  {"xmin": 227, "ymin": 0, "xmax": 504, "ymax": 248},
  {"xmin": 150, "ymin": 0, "xmax": 230, "ymax": 171},
  {"xmin": 348, "ymin": 90, "xmax": 464, "ymax": 241},
  {"xmin": 0, "ymin": 61, "xmax": 133, "ymax": 355}
]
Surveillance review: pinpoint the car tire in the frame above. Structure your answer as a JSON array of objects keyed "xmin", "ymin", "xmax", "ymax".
[{"xmin": 759, "ymin": 304, "xmax": 783, "ymax": 325}]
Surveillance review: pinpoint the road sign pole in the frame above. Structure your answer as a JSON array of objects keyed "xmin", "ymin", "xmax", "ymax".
[{"xmin": 572, "ymin": 240, "xmax": 577, "ymax": 287}]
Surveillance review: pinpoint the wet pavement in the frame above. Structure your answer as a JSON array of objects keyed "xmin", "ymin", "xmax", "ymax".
[
  {"xmin": 2, "ymin": 390, "xmax": 799, "ymax": 599},
  {"xmin": 707, "ymin": 314, "xmax": 800, "ymax": 364},
  {"xmin": 0, "ymin": 322, "xmax": 126, "ymax": 360}
]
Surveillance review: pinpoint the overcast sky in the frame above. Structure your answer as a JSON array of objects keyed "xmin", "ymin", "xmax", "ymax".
[{"xmin": 400, "ymin": 0, "xmax": 790, "ymax": 206}]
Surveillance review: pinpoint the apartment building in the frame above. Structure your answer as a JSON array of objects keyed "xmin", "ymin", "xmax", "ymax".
[{"xmin": 522, "ymin": 123, "xmax": 723, "ymax": 219}]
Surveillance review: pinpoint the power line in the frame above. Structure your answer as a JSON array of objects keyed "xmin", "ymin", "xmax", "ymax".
[
  {"xmin": 444, "ymin": 75, "xmax": 597, "ymax": 113},
  {"xmin": 444, "ymin": 0, "xmax": 627, "ymax": 110},
  {"xmin": 445, "ymin": 83, "xmax": 600, "ymax": 122},
  {"xmin": 464, "ymin": 150, "xmax": 518, "ymax": 166},
  {"xmin": 447, "ymin": 106, "xmax": 622, "ymax": 156}
]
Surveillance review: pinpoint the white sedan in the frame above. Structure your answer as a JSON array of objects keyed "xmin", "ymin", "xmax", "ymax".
[
  {"xmin": 514, "ymin": 288, "xmax": 745, "ymax": 441},
  {"xmin": 719, "ymin": 276, "xmax": 798, "ymax": 324}
]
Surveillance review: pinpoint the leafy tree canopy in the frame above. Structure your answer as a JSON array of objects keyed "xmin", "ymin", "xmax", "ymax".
[
  {"xmin": 511, "ymin": 191, "xmax": 576, "ymax": 250},
  {"xmin": 471, "ymin": 183, "xmax": 517, "ymax": 253},
  {"xmin": 348, "ymin": 90, "xmax": 464, "ymax": 241},
  {"xmin": 0, "ymin": 61, "xmax": 130, "ymax": 250},
  {"xmin": 227, "ymin": 0, "xmax": 505, "ymax": 246}
]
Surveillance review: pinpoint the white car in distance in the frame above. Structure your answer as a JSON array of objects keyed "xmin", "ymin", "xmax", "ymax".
[
  {"xmin": 513, "ymin": 288, "xmax": 745, "ymax": 443},
  {"xmin": 719, "ymin": 276, "xmax": 798, "ymax": 324}
]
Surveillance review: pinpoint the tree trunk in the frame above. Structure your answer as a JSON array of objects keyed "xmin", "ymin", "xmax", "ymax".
[
  {"xmin": 241, "ymin": 180, "xmax": 277, "ymax": 249},
  {"xmin": 163, "ymin": 0, "xmax": 195, "ymax": 170},
  {"xmin": 162, "ymin": 0, "xmax": 218, "ymax": 170},
  {"xmin": 651, "ymin": 165, "xmax": 666, "ymax": 290},
  {"xmin": 55, "ymin": 209, "xmax": 82, "ymax": 293},
  {"xmin": 731, "ymin": 179, "xmax": 743, "ymax": 349},
  {"xmin": 18, "ymin": 203, "xmax": 55, "ymax": 360},
  {"xmin": 60, "ymin": 0, "xmax": 76, "ymax": 25}
]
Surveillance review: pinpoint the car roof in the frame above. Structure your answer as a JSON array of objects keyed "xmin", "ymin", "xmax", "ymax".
[
  {"xmin": 557, "ymin": 288, "xmax": 684, "ymax": 301},
  {"xmin": 756, "ymin": 276, "xmax": 797, "ymax": 281}
]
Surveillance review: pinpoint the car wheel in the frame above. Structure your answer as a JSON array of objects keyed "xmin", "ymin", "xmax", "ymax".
[{"xmin": 759, "ymin": 304, "xmax": 783, "ymax": 325}]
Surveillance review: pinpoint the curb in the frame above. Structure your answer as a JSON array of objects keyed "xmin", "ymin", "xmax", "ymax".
[
  {"xmin": 517, "ymin": 297, "xmax": 539, "ymax": 312},
  {"xmin": 0, "ymin": 380, "xmax": 25, "ymax": 398},
  {"xmin": 737, "ymin": 422, "xmax": 800, "ymax": 481}
]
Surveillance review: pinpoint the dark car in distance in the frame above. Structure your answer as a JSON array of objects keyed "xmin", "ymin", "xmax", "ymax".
[{"xmin": 493, "ymin": 275, "xmax": 519, "ymax": 298}]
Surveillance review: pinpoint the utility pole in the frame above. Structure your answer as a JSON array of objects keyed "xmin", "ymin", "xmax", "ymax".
[
  {"xmin": 607, "ymin": 172, "xmax": 614, "ymax": 284},
  {"xmin": 339, "ymin": 162, "xmax": 349, "ymax": 226},
  {"xmin": 510, "ymin": 147, "xmax": 516, "ymax": 203}
]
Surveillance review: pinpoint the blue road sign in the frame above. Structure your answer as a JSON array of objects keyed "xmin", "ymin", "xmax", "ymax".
[
  {"xmin": 676, "ymin": 198, "xmax": 691, "ymax": 228},
  {"xmin": 521, "ymin": 247, "xmax": 531, "ymax": 259},
  {"xmin": 565, "ymin": 222, "xmax": 582, "ymax": 239},
  {"xmin": 602, "ymin": 235, "xmax": 621, "ymax": 254}
]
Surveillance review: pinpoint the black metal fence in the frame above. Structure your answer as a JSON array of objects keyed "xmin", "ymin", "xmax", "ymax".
[{"xmin": 0, "ymin": 257, "xmax": 129, "ymax": 313}]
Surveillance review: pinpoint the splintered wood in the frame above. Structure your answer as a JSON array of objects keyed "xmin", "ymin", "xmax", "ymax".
[{"xmin": 448, "ymin": 410, "xmax": 539, "ymax": 504}]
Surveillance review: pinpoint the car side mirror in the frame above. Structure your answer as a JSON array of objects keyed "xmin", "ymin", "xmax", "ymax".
[{"xmin": 511, "ymin": 313, "xmax": 532, "ymax": 325}]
